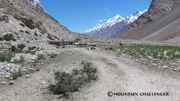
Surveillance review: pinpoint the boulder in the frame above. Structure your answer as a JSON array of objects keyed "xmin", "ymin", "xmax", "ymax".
[
  {"xmin": 163, "ymin": 66, "xmax": 170, "ymax": 69},
  {"xmin": 9, "ymin": 81, "xmax": 14, "ymax": 85},
  {"xmin": 5, "ymin": 75, "xmax": 10, "ymax": 79},
  {"xmin": 1, "ymin": 82, "xmax": 6, "ymax": 85},
  {"xmin": 26, "ymin": 75, "xmax": 30, "ymax": 78}
]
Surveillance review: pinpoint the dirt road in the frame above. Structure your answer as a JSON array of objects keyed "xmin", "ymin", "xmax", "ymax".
[{"xmin": 0, "ymin": 48, "xmax": 180, "ymax": 101}]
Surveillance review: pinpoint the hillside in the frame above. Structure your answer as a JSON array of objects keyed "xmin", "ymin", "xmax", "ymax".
[
  {"xmin": 116, "ymin": 0, "xmax": 180, "ymax": 41},
  {"xmin": 0, "ymin": 0, "xmax": 76, "ymax": 49},
  {"xmin": 141, "ymin": 3, "xmax": 180, "ymax": 42}
]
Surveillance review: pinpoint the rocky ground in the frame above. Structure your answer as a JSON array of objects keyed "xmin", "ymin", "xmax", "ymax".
[{"xmin": 0, "ymin": 45, "xmax": 180, "ymax": 101}]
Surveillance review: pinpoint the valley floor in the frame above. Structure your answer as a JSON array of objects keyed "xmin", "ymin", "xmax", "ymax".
[{"xmin": 0, "ymin": 47, "xmax": 180, "ymax": 101}]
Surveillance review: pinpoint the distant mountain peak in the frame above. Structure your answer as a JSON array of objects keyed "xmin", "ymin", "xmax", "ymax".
[
  {"xmin": 26, "ymin": 0, "xmax": 47, "ymax": 13},
  {"xmin": 96, "ymin": 23, "xmax": 101, "ymax": 27},
  {"xmin": 107, "ymin": 14, "xmax": 124, "ymax": 23},
  {"xmin": 133, "ymin": 11, "xmax": 142, "ymax": 16},
  {"xmin": 85, "ymin": 10, "xmax": 144, "ymax": 37}
]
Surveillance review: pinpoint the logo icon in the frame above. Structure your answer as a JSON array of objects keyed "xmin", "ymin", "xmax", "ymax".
[{"xmin": 107, "ymin": 91, "xmax": 113, "ymax": 97}]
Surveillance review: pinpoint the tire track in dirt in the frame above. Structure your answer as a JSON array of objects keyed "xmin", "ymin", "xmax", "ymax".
[{"xmin": 75, "ymin": 49, "xmax": 180, "ymax": 101}]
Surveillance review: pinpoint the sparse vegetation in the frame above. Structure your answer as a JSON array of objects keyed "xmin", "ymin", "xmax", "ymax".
[
  {"xmin": 25, "ymin": 31, "xmax": 30, "ymax": 35},
  {"xmin": 48, "ymin": 61, "xmax": 98, "ymax": 99},
  {"xmin": 91, "ymin": 47, "xmax": 96, "ymax": 50},
  {"xmin": 113, "ymin": 44, "xmax": 180, "ymax": 60},
  {"xmin": 101, "ymin": 57, "xmax": 107, "ymax": 62},
  {"xmin": 34, "ymin": 32, "xmax": 38, "ymax": 36},
  {"xmin": 19, "ymin": 23, "xmax": 25, "ymax": 27},
  {"xmin": 74, "ymin": 38, "xmax": 81, "ymax": 42},
  {"xmin": 14, "ymin": 32, "xmax": 18, "ymax": 35},
  {"xmin": 13, "ymin": 55, "xmax": 25, "ymax": 64},
  {"xmin": 11, "ymin": 69, "xmax": 23, "ymax": 80},
  {"xmin": 28, "ymin": 46, "xmax": 36, "ymax": 51},
  {"xmin": 40, "ymin": 31, "xmax": 45, "ymax": 35},
  {"xmin": 37, "ymin": 54, "xmax": 44, "ymax": 60},
  {"xmin": 0, "ymin": 37, "xmax": 3, "ymax": 41},
  {"xmin": 105, "ymin": 47, "xmax": 114, "ymax": 51},
  {"xmin": 31, "ymin": 51, "xmax": 36, "ymax": 55},
  {"xmin": 20, "ymin": 30, "xmax": 24, "ymax": 33},
  {"xmin": 3, "ymin": 34, "xmax": 11, "ymax": 41},
  {"xmin": 0, "ymin": 34, "xmax": 14, "ymax": 41},
  {"xmin": 0, "ymin": 52, "xmax": 14, "ymax": 63},
  {"xmin": 112, "ymin": 44, "xmax": 180, "ymax": 67},
  {"xmin": 48, "ymin": 53, "xmax": 57, "ymax": 58},
  {"xmin": 0, "ymin": 54, "xmax": 5, "ymax": 62},
  {"xmin": 18, "ymin": 44, "xmax": 26, "ymax": 51},
  {"xmin": 47, "ymin": 34, "xmax": 54, "ymax": 40},
  {"xmin": 11, "ymin": 45, "xmax": 16, "ymax": 52}
]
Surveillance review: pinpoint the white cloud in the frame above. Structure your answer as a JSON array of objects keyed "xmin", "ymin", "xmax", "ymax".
[
  {"xmin": 99, "ymin": 20, "xmax": 103, "ymax": 22},
  {"xmin": 105, "ymin": 8, "xmax": 108, "ymax": 11}
]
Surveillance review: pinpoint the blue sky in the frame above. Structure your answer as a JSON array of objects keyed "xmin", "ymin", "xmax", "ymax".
[{"xmin": 40, "ymin": 0, "xmax": 152, "ymax": 33}]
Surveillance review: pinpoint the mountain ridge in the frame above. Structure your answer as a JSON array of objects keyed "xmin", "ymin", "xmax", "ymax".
[
  {"xmin": 0, "ymin": 0, "xmax": 76, "ymax": 46},
  {"xmin": 84, "ymin": 11, "xmax": 144, "ymax": 37},
  {"xmin": 117, "ymin": 0, "xmax": 180, "ymax": 39}
]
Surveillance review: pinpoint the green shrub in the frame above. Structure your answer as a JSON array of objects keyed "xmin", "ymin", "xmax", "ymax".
[
  {"xmin": 20, "ymin": 55, "xmax": 25, "ymax": 62},
  {"xmin": 19, "ymin": 23, "xmax": 25, "ymax": 27},
  {"xmin": 91, "ymin": 47, "xmax": 96, "ymax": 50},
  {"xmin": 49, "ymin": 61, "xmax": 98, "ymax": 99},
  {"xmin": 5, "ymin": 52, "xmax": 13, "ymax": 63},
  {"xmin": 0, "ymin": 53, "xmax": 14, "ymax": 63},
  {"xmin": 31, "ymin": 51, "xmax": 36, "ymax": 55},
  {"xmin": 34, "ymin": 32, "xmax": 38, "ymax": 36},
  {"xmin": 47, "ymin": 34, "xmax": 54, "ymax": 40},
  {"xmin": 82, "ymin": 62, "xmax": 98, "ymax": 82},
  {"xmin": 25, "ymin": 31, "xmax": 30, "ymax": 35},
  {"xmin": 72, "ymin": 69, "xmax": 80, "ymax": 75},
  {"xmin": 14, "ymin": 32, "xmax": 18, "ymax": 35},
  {"xmin": 18, "ymin": 44, "xmax": 26, "ymax": 50},
  {"xmin": 11, "ymin": 45, "xmax": 16, "ymax": 52},
  {"xmin": 13, "ymin": 55, "xmax": 25, "ymax": 64},
  {"xmin": 28, "ymin": 46, "xmax": 36, "ymax": 51},
  {"xmin": 11, "ymin": 69, "xmax": 23, "ymax": 80},
  {"xmin": 3, "ymin": 34, "xmax": 13, "ymax": 41},
  {"xmin": 0, "ymin": 37, "xmax": 4, "ymax": 41},
  {"xmin": 20, "ymin": 30, "xmax": 24, "ymax": 33},
  {"xmin": 48, "ymin": 53, "xmax": 57, "ymax": 58},
  {"xmin": 0, "ymin": 54, "xmax": 5, "ymax": 62},
  {"xmin": 40, "ymin": 31, "xmax": 45, "ymax": 35},
  {"xmin": 37, "ymin": 54, "xmax": 44, "ymax": 60}
]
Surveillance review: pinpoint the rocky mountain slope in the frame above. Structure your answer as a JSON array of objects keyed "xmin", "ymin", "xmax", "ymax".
[
  {"xmin": 84, "ymin": 11, "xmax": 143, "ymax": 37},
  {"xmin": 141, "ymin": 3, "xmax": 180, "ymax": 42},
  {"xmin": 0, "ymin": 0, "xmax": 77, "ymax": 49},
  {"xmin": 117, "ymin": 0, "xmax": 180, "ymax": 40},
  {"xmin": 26, "ymin": 0, "xmax": 47, "ymax": 13}
]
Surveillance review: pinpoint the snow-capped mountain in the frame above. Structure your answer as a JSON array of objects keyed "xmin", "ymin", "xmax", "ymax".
[
  {"xmin": 85, "ymin": 11, "xmax": 144, "ymax": 37},
  {"xmin": 26, "ymin": 0, "xmax": 47, "ymax": 13}
]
